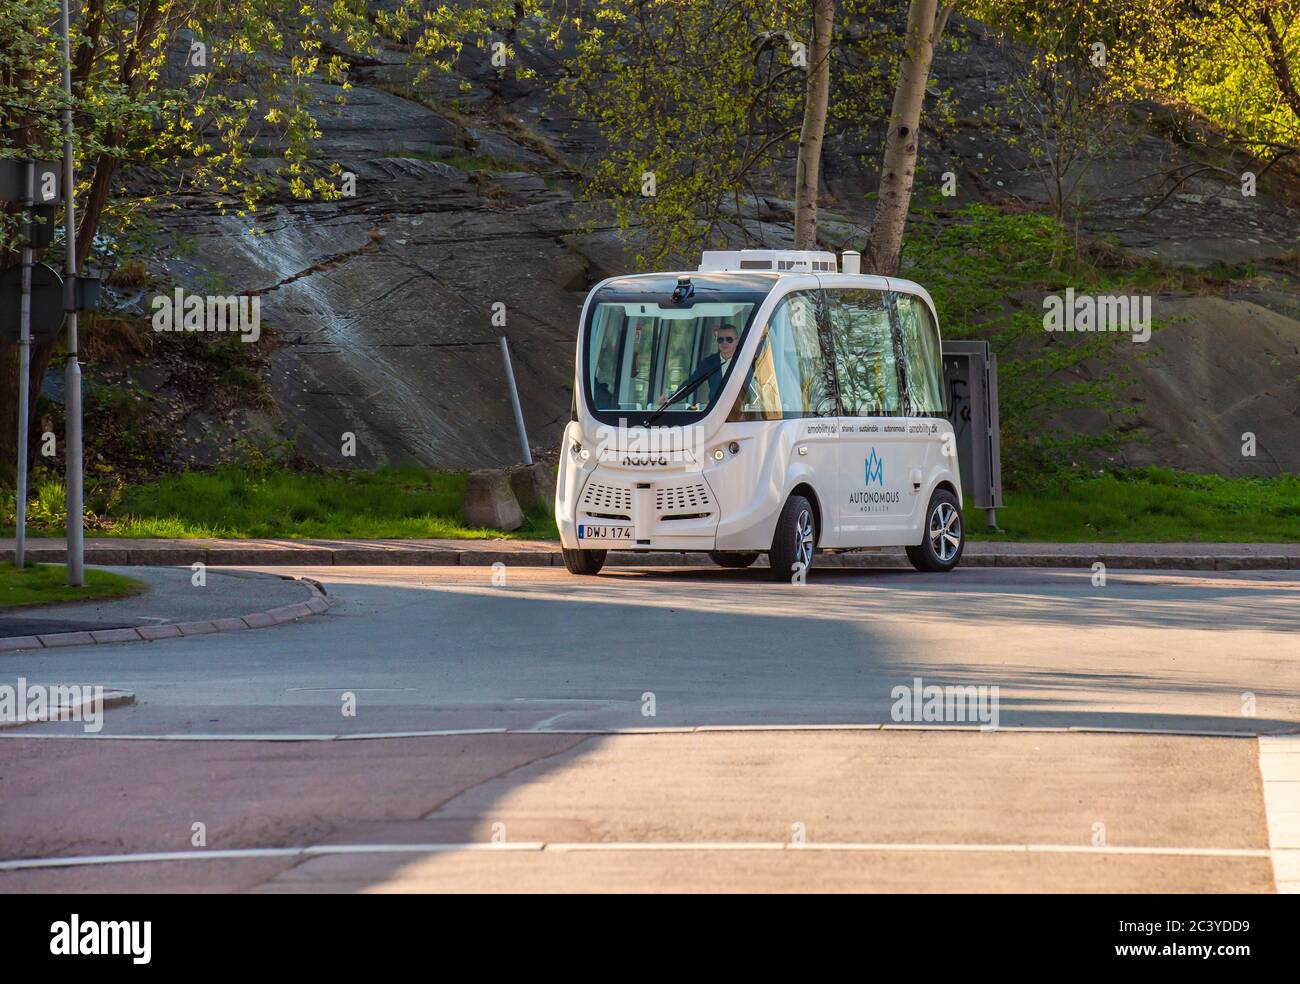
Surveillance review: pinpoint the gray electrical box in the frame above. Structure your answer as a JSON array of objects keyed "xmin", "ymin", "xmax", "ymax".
[{"xmin": 942, "ymin": 340, "xmax": 1003, "ymax": 529}]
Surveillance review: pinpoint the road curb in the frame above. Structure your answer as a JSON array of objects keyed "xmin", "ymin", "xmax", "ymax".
[
  {"xmin": 2, "ymin": 544, "xmax": 1297, "ymax": 570},
  {"xmin": 0, "ymin": 579, "xmax": 336, "ymax": 654}
]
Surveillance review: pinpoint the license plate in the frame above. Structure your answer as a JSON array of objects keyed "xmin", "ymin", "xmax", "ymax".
[{"xmin": 578, "ymin": 524, "xmax": 632, "ymax": 541}]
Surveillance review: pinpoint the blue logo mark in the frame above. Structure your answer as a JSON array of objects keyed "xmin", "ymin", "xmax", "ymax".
[{"xmin": 865, "ymin": 448, "xmax": 884, "ymax": 486}]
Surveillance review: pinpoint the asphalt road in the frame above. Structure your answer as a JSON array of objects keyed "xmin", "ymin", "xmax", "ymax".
[{"xmin": 2, "ymin": 564, "xmax": 1297, "ymax": 892}]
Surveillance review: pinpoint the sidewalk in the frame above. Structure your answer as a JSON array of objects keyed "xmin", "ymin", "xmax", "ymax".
[
  {"xmin": 0, "ymin": 566, "xmax": 328, "ymax": 645},
  {"xmin": 3, "ymin": 537, "xmax": 1299, "ymax": 570}
]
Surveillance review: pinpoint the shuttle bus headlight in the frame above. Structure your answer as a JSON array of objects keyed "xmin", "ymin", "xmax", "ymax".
[
  {"xmin": 728, "ymin": 441, "xmax": 740, "ymax": 455},
  {"xmin": 712, "ymin": 448, "xmax": 725, "ymax": 461}
]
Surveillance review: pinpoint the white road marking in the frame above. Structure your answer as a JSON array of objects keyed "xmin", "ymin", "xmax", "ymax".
[
  {"xmin": 1259, "ymin": 735, "xmax": 1300, "ymax": 893},
  {"xmin": 0, "ymin": 841, "xmax": 1271, "ymax": 872}
]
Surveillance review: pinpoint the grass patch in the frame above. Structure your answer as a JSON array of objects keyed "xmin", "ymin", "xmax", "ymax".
[
  {"xmin": 2, "ymin": 466, "xmax": 558, "ymax": 540},
  {"xmin": 4, "ymin": 465, "xmax": 1293, "ymax": 544},
  {"xmin": 0, "ymin": 563, "xmax": 145, "ymax": 609},
  {"xmin": 105, "ymin": 258, "xmax": 153, "ymax": 289},
  {"xmin": 967, "ymin": 467, "xmax": 1300, "ymax": 542},
  {"xmin": 79, "ymin": 313, "xmax": 151, "ymax": 362}
]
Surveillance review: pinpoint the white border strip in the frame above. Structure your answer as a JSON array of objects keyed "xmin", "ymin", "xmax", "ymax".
[
  {"xmin": 0, "ymin": 841, "xmax": 1270, "ymax": 872},
  {"xmin": 1259, "ymin": 735, "xmax": 1300, "ymax": 894}
]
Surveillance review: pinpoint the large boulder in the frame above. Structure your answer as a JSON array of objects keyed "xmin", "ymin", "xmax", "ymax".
[
  {"xmin": 509, "ymin": 463, "xmax": 556, "ymax": 514},
  {"xmin": 462, "ymin": 469, "xmax": 524, "ymax": 531}
]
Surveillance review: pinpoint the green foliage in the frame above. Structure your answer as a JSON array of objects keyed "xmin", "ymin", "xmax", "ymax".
[
  {"xmin": 966, "ymin": 2, "xmax": 1133, "ymax": 224},
  {"xmin": 26, "ymin": 478, "xmax": 69, "ymax": 529},
  {"xmin": 1, "ymin": 465, "xmax": 119, "ymax": 532},
  {"xmin": 901, "ymin": 203, "xmax": 1178, "ymax": 484},
  {"xmin": 1, "ymin": 0, "xmax": 549, "ymax": 261},
  {"xmin": 1128, "ymin": 0, "xmax": 1299, "ymax": 156},
  {"xmin": 217, "ymin": 365, "xmax": 265, "ymax": 397},
  {"xmin": 968, "ymin": 467, "xmax": 1300, "ymax": 542},
  {"xmin": 86, "ymin": 383, "xmax": 151, "ymax": 428},
  {"xmin": 560, "ymin": 0, "xmax": 903, "ymax": 270},
  {"xmin": 973, "ymin": 0, "xmax": 1300, "ymax": 159}
]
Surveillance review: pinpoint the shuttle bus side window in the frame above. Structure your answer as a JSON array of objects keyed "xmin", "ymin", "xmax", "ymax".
[
  {"xmin": 629, "ymin": 316, "xmax": 656, "ymax": 408},
  {"xmin": 893, "ymin": 293, "xmax": 946, "ymax": 415},
  {"xmin": 737, "ymin": 329, "xmax": 782, "ymax": 420},
  {"xmin": 827, "ymin": 288, "xmax": 901, "ymax": 416},
  {"xmin": 588, "ymin": 307, "xmax": 622, "ymax": 409},
  {"xmin": 659, "ymin": 317, "xmax": 697, "ymax": 397},
  {"xmin": 728, "ymin": 291, "xmax": 833, "ymax": 420},
  {"xmin": 813, "ymin": 288, "xmax": 840, "ymax": 413}
]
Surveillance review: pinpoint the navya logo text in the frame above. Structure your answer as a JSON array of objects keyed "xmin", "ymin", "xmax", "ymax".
[
  {"xmin": 865, "ymin": 448, "xmax": 884, "ymax": 486},
  {"xmin": 622, "ymin": 455, "xmax": 667, "ymax": 467},
  {"xmin": 849, "ymin": 447, "xmax": 900, "ymax": 512}
]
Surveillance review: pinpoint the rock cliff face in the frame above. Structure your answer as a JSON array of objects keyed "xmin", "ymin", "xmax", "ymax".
[{"xmin": 94, "ymin": 17, "xmax": 1299, "ymax": 476}]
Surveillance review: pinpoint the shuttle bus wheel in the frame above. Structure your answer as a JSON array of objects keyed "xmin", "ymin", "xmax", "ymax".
[
  {"xmin": 768, "ymin": 494, "xmax": 816, "ymax": 582},
  {"xmin": 906, "ymin": 489, "xmax": 964, "ymax": 573},
  {"xmin": 562, "ymin": 548, "xmax": 607, "ymax": 575},
  {"xmin": 708, "ymin": 551, "xmax": 760, "ymax": 569}
]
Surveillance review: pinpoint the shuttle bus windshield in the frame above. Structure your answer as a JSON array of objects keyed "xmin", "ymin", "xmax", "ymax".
[{"xmin": 582, "ymin": 281, "xmax": 769, "ymax": 426}]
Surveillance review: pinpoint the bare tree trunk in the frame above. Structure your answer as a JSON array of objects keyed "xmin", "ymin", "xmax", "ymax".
[
  {"xmin": 862, "ymin": 0, "xmax": 958, "ymax": 275},
  {"xmin": 793, "ymin": 0, "xmax": 835, "ymax": 249},
  {"xmin": 1258, "ymin": 6, "xmax": 1300, "ymax": 126},
  {"xmin": 73, "ymin": 0, "xmax": 106, "ymax": 90}
]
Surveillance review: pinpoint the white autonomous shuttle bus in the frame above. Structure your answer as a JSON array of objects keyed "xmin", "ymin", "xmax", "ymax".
[{"xmin": 555, "ymin": 248, "xmax": 964, "ymax": 581}]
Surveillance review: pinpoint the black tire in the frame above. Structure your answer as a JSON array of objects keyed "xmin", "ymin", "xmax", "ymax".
[
  {"xmin": 906, "ymin": 488, "xmax": 964, "ymax": 573},
  {"xmin": 708, "ymin": 551, "xmax": 760, "ymax": 569},
  {"xmin": 562, "ymin": 547, "xmax": 606, "ymax": 575},
  {"xmin": 767, "ymin": 494, "xmax": 816, "ymax": 582}
]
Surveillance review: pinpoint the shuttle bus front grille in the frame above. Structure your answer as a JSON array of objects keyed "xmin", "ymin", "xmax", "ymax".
[
  {"xmin": 581, "ymin": 481, "xmax": 633, "ymax": 513},
  {"xmin": 654, "ymin": 483, "xmax": 712, "ymax": 514}
]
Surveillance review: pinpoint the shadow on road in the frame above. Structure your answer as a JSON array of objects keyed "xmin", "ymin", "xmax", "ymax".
[{"xmin": 1, "ymin": 565, "xmax": 1295, "ymax": 891}]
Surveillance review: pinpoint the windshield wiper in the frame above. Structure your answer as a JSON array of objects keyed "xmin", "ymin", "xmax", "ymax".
[{"xmin": 643, "ymin": 378, "xmax": 701, "ymax": 426}]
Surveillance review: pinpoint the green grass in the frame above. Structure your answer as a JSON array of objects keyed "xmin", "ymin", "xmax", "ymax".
[
  {"xmin": 3, "ymin": 466, "xmax": 558, "ymax": 540},
  {"xmin": 4, "ymin": 465, "xmax": 1293, "ymax": 544},
  {"xmin": 967, "ymin": 467, "xmax": 1300, "ymax": 542},
  {"xmin": 0, "ymin": 563, "xmax": 146, "ymax": 609}
]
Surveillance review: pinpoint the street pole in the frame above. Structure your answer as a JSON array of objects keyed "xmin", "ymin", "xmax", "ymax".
[
  {"xmin": 499, "ymin": 335, "xmax": 532, "ymax": 466},
  {"xmin": 15, "ymin": 162, "xmax": 33, "ymax": 569},
  {"xmin": 60, "ymin": 0, "xmax": 84, "ymax": 586}
]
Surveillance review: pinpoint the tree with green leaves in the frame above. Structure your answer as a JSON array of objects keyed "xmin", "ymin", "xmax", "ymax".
[
  {"xmin": 1131, "ymin": 0, "xmax": 1299, "ymax": 155},
  {"xmin": 1, "ymin": 0, "xmax": 541, "ymax": 478},
  {"xmin": 559, "ymin": 0, "xmax": 913, "ymax": 269}
]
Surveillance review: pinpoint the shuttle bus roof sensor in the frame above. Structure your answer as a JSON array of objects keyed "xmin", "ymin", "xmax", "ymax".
[{"xmin": 698, "ymin": 249, "xmax": 840, "ymax": 274}]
